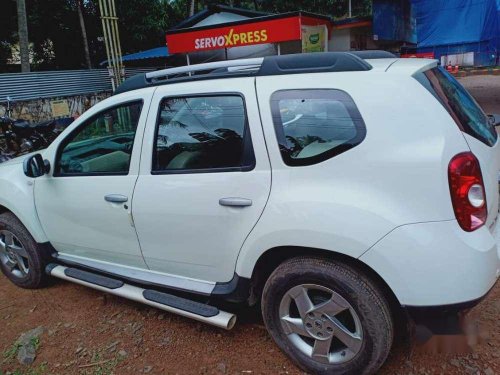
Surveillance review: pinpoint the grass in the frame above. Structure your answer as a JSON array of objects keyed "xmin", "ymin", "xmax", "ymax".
[
  {"xmin": 9, "ymin": 363, "xmax": 47, "ymax": 375},
  {"xmin": 3, "ymin": 343, "xmax": 21, "ymax": 362},
  {"xmin": 79, "ymin": 351, "xmax": 123, "ymax": 375},
  {"xmin": 2, "ymin": 337, "xmax": 41, "ymax": 364},
  {"xmin": 29, "ymin": 337, "xmax": 40, "ymax": 351},
  {"xmin": 0, "ymin": 363, "xmax": 47, "ymax": 375}
]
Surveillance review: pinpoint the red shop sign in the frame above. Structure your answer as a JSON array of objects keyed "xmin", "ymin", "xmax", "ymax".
[
  {"xmin": 167, "ymin": 16, "xmax": 303, "ymax": 54},
  {"xmin": 401, "ymin": 52, "xmax": 435, "ymax": 59}
]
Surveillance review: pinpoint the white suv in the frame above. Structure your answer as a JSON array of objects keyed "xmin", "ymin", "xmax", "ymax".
[{"xmin": 0, "ymin": 52, "xmax": 498, "ymax": 375}]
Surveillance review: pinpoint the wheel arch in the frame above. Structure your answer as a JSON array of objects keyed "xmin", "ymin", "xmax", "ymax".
[
  {"xmin": 0, "ymin": 201, "xmax": 48, "ymax": 244},
  {"xmin": 0, "ymin": 204, "xmax": 11, "ymax": 215},
  {"xmin": 248, "ymin": 246, "xmax": 403, "ymax": 317}
]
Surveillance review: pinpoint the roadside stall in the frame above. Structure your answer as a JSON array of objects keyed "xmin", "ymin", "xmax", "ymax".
[{"xmin": 165, "ymin": 11, "xmax": 333, "ymax": 65}]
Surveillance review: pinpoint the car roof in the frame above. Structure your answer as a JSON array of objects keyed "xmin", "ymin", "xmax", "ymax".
[
  {"xmin": 114, "ymin": 53, "xmax": 438, "ymax": 97},
  {"xmin": 115, "ymin": 51, "xmax": 398, "ymax": 95},
  {"xmin": 385, "ymin": 58, "xmax": 438, "ymax": 75},
  {"xmin": 363, "ymin": 58, "xmax": 398, "ymax": 72}
]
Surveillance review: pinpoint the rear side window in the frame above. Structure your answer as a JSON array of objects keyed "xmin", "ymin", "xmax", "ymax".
[
  {"xmin": 271, "ymin": 89, "xmax": 366, "ymax": 166},
  {"xmin": 414, "ymin": 67, "xmax": 497, "ymax": 146}
]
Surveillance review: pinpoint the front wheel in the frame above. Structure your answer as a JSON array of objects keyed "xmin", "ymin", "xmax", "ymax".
[
  {"xmin": 0, "ymin": 212, "xmax": 48, "ymax": 289},
  {"xmin": 262, "ymin": 257, "xmax": 393, "ymax": 375}
]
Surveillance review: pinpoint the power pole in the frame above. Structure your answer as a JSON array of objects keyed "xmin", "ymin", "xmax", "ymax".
[
  {"xmin": 16, "ymin": 0, "xmax": 30, "ymax": 72},
  {"xmin": 77, "ymin": 0, "xmax": 92, "ymax": 69},
  {"xmin": 99, "ymin": 0, "xmax": 123, "ymax": 90}
]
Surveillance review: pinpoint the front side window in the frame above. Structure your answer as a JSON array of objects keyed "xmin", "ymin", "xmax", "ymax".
[
  {"xmin": 153, "ymin": 95, "xmax": 255, "ymax": 173},
  {"xmin": 56, "ymin": 101, "xmax": 142, "ymax": 176},
  {"xmin": 414, "ymin": 67, "xmax": 497, "ymax": 146},
  {"xmin": 271, "ymin": 89, "xmax": 366, "ymax": 166}
]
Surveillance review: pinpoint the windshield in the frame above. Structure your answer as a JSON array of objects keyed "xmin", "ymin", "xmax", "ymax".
[{"xmin": 414, "ymin": 67, "xmax": 497, "ymax": 146}]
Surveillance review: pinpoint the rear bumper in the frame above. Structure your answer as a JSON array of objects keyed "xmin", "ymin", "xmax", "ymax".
[
  {"xmin": 404, "ymin": 279, "xmax": 497, "ymax": 335},
  {"xmin": 360, "ymin": 218, "xmax": 500, "ymax": 306}
]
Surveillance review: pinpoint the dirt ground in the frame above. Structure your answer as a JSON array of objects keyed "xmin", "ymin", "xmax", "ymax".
[
  {"xmin": 459, "ymin": 75, "xmax": 500, "ymax": 114},
  {"xmin": 0, "ymin": 75, "xmax": 499, "ymax": 375}
]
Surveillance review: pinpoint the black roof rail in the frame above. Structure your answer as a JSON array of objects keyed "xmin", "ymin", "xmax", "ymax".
[
  {"xmin": 258, "ymin": 52, "xmax": 371, "ymax": 76},
  {"xmin": 115, "ymin": 51, "xmax": 394, "ymax": 95},
  {"xmin": 348, "ymin": 50, "xmax": 397, "ymax": 59}
]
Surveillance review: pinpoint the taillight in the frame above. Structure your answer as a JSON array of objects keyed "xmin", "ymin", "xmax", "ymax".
[{"xmin": 448, "ymin": 152, "xmax": 487, "ymax": 231}]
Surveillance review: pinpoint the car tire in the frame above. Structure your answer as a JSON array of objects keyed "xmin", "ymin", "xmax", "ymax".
[
  {"xmin": 0, "ymin": 212, "xmax": 48, "ymax": 289},
  {"xmin": 262, "ymin": 256, "xmax": 393, "ymax": 375}
]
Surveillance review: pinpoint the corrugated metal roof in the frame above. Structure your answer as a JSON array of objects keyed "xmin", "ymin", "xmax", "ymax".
[{"xmin": 0, "ymin": 68, "xmax": 155, "ymax": 102}]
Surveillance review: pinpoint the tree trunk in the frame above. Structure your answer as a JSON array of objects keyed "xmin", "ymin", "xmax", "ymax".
[
  {"xmin": 77, "ymin": 0, "xmax": 92, "ymax": 69},
  {"xmin": 189, "ymin": 0, "xmax": 195, "ymax": 16},
  {"xmin": 16, "ymin": 0, "xmax": 30, "ymax": 72}
]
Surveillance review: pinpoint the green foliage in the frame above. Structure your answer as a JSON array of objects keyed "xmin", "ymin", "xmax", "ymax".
[
  {"xmin": 0, "ymin": 0, "xmax": 372, "ymax": 71},
  {"xmin": 115, "ymin": 0, "xmax": 172, "ymax": 55},
  {"xmin": 2, "ymin": 337, "xmax": 41, "ymax": 365},
  {"xmin": 10, "ymin": 363, "xmax": 48, "ymax": 375},
  {"xmin": 216, "ymin": 0, "xmax": 371, "ymax": 19},
  {"xmin": 0, "ymin": 0, "xmax": 17, "ymax": 65},
  {"xmin": 29, "ymin": 337, "xmax": 40, "ymax": 351},
  {"xmin": 3, "ymin": 343, "xmax": 20, "ymax": 362},
  {"xmin": 79, "ymin": 351, "xmax": 123, "ymax": 375}
]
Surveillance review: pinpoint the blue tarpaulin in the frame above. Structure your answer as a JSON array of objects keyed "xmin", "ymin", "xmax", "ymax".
[
  {"xmin": 383, "ymin": 0, "xmax": 500, "ymax": 65},
  {"xmin": 121, "ymin": 46, "xmax": 169, "ymax": 61},
  {"xmin": 412, "ymin": 0, "xmax": 499, "ymax": 48},
  {"xmin": 101, "ymin": 46, "xmax": 169, "ymax": 65},
  {"xmin": 373, "ymin": 0, "xmax": 417, "ymax": 43}
]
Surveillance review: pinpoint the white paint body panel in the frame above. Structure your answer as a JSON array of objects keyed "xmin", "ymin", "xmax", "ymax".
[
  {"xmin": 0, "ymin": 157, "xmax": 48, "ymax": 242},
  {"xmin": 236, "ymin": 70, "xmax": 471, "ymax": 277},
  {"xmin": 360, "ymin": 219, "xmax": 500, "ymax": 306},
  {"xmin": 0, "ymin": 57, "xmax": 498, "ymax": 308},
  {"xmin": 132, "ymin": 78, "xmax": 271, "ymax": 282},
  {"xmin": 33, "ymin": 88, "xmax": 155, "ymax": 268}
]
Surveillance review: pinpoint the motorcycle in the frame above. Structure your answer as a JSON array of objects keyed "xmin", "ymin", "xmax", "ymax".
[{"xmin": 0, "ymin": 97, "xmax": 73, "ymax": 162}]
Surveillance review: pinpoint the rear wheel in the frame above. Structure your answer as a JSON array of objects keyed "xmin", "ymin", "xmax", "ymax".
[
  {"xmin": 0, "ymin": 213, "xmax": 48, "ymax": 289},
  {"xmin": 262, "ymin": 257, "xmax": 393, "ymax": 375}
]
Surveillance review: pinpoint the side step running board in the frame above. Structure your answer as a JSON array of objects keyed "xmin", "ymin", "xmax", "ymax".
[{"xmin": 46, "ymin": 264, "xmax": 236, "ymax": 330}]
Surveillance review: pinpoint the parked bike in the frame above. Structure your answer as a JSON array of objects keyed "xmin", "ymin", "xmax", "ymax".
[{"xmin": 0, "ymin": 97, "xmax": 73, "ymax": 162}]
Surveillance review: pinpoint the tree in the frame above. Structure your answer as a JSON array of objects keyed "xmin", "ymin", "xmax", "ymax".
[
  {"xmin": 16, "ymin": 0, "xmax": 30, "ymax": 72},
  {"xmin": 77, "ymin": 0, "xmax": 92, "ymax": 69},
  {"xmin": 0, "ymin": 1, "xmax": 17, "ymax": 68},
  {"xmin": 3, "ymin": 0, "xmax": 374, "ymax": 72},
  {"xmin": 189, "ymin": 0, "xmax": 196, "ymax": 16}
]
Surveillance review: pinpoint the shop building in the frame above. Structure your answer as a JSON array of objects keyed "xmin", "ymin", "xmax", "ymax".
[{"xmin": 118, "ymin": 1, "xmax": 499, "ymax": 68}]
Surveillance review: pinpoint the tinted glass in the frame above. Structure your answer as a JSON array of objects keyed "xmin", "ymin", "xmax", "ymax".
[
  {"xmin": 153, "ymin": 95, "xmax": 254, "ymax": 172},
  {"xmin": 57, "ymin": 101, "xmax": 142, "ymax": 175},
  {"xmin": 415, "ymin": 67, "xmax": 497, "ymax": 146},
  {"xmin": 271, "ymin": 89, "xmax": 366, "ymax": 166}
]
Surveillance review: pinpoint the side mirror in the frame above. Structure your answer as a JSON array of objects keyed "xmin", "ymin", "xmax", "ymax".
[
  {"xmin": 488, "ymin": 114, "xmax": 500, "ymax": 127},
  {"xmin": 23, "ymin": 154, "xmax": 50, "ymax": 178}
]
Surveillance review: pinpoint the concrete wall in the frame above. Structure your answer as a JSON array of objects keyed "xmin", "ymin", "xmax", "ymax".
[
  {"xmin": 329, "ymin": 26, "xmax": 395, "ymax": 52},
  {"xmin": 0, "ymin": 92, "xmax": 111, "ymax": 123},
  {"xmin": 329, "ymin": 29, "xmax": 352, "ymax": 51}
]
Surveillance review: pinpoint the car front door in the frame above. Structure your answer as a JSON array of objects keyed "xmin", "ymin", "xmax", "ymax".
[
  {"xmin": 34, "ymin": 94, "xmax": 151, "ymax": 268},
  {"xmin": 132, "ymin": 78, "xmax": 271, "ymax": 283}
]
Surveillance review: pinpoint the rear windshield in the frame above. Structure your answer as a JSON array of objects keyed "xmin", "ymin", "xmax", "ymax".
[{"xmin": 414, "ymin": 67, "xmax": 497, "ymax": 146}]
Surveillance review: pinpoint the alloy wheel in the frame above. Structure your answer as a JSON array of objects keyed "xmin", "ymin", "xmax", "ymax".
[
  {"xmin": 0, "ymin": 230, "xmax": 30, "ymax": 278},
  {"xmin": 279, "ymin": 284, "xmax": 363, "ymax": 365}
]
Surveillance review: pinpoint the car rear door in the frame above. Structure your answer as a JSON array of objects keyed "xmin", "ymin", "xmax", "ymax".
[
  {"xmin": 414, "ymin": 67, "xmax": 500, "ymax": 228},
  {"xmin": 466, "ymin": 136, "xmax": 500, "ymax": 230},
  {"xmin": 132, "ymin": 77, "xmax": 271, "ymax": 283}
]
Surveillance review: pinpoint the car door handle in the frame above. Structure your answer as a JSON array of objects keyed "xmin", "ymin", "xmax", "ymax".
[
  {"xmin": 219, "ymin": 197, "xmax": 252, "ymax": 207},
  {"xmin": 105, "ymin": 194, "xmax": 128, "ymax": 203}
]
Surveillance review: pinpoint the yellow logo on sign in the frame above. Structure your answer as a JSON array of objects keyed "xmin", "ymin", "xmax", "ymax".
[{"xmin": 195, "ymin": 29, "xmax": 268, "ymax": 49}]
